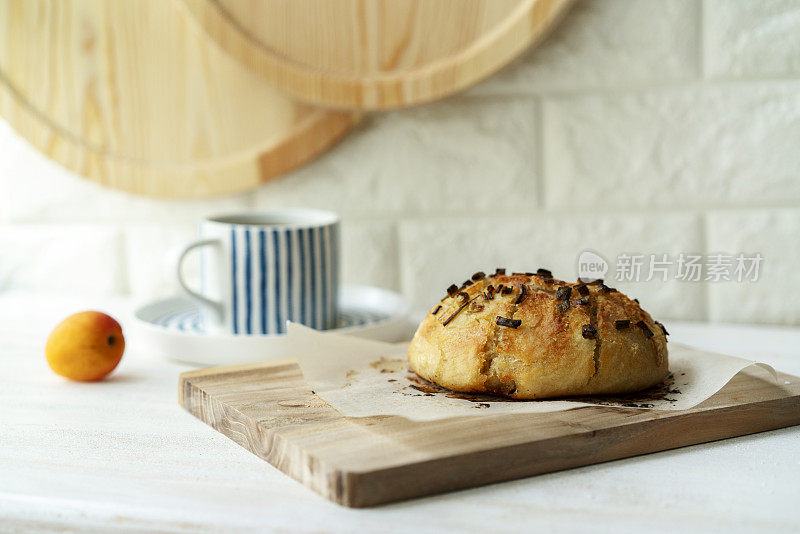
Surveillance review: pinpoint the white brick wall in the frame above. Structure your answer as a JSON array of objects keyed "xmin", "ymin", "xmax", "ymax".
[
  {"xmin": 470, "ymin": 0, "xmax": 700, "ymax": 94},
  {"xmin": 252, "ymin": 98, "xmax": 539, "ymax": 215},
  {"xmin": 543, "ymin": 82, "xmax": 800, "ymax": 209},
  {"xmin": 705, "ymin": 0, "xmax": 800, "ymax": 78},
  {"xmin": 0, "ymin": 224, "xmax": 125, "ymax": 294},
  {"xmin": 706, "ymin": 210, "xmax": 800, "ymax": 324},
  {"xmin": 1, "ymin": 0, "xmax": 799, "ymax": 325},
  {"xmin": 399, "ymin": 213, "xmax": 705, "ymax": 321}
]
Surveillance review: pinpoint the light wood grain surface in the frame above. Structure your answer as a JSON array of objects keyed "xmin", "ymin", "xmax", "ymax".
[
  {"xmin": 0, "ymin": 0, "xmax": 357, "ymax": 197},
  {"xmin": 180, "ymin": 354, "xmax": 800, "ymax": 507},
  {"xmin": 181, "ymin": 0, "xmax": 574, "ymax": 109}
]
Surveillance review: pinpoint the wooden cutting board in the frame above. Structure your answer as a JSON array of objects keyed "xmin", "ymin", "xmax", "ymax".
[
  {"xmin": 181, "ymin": 0, "xmax": 574, "ymax": 109},
  {"xmin": 0, "ymin": 0, "xmax": 357, "ymax": 197},
  {"xmin": 179, "ymin": 359, "xmax": 800, "ymax": 508}
]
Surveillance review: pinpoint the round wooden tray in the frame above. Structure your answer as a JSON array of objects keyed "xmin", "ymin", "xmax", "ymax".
[
  {"xmin": 0, "ymin": 0, "xmax": 358, "ymax": 198},
  {"xmin": 181, "ymin": 0, "xmax": 574, "ymax": 110}
]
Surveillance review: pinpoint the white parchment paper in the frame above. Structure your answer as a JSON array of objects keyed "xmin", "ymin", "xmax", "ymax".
[{"xmin": 287, "ymin": 322, "xmax": 776, "ymax": 422}]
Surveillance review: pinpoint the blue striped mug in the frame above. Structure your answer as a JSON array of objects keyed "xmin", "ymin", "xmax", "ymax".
[{"xmin": 176, "ymin": 209, "xmax": 339, "ymax": 335}]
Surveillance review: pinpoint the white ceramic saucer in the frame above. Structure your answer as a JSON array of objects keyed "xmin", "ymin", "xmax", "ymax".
[{"xmin": 132, "ymin": 285, "xmax": 412, "ymax": 366}]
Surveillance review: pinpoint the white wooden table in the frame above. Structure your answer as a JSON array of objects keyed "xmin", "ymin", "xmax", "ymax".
[{"xmin": 1, "ymin": 292, "xmax": 798, "ymax": 533}]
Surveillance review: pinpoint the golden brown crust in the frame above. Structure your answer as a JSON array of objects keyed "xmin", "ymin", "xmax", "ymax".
[{"xmin": 407, "ymin": 272, "xmax": 669, "ymax": 399}]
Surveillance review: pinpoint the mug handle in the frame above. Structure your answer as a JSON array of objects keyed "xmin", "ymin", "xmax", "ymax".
[{"xmin": 176, "ymin": 238, "xmax": 224, "ymax": 323}]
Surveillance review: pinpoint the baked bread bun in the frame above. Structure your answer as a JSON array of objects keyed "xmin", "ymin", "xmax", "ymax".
[{"xmin": 407, "ymin": 269, "xmax": 668, "ymax": 399}]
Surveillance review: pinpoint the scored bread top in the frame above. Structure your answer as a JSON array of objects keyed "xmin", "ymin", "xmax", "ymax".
[{"xmin": 407, "ymin": 269, "xmax": 669, "ymax": 399}]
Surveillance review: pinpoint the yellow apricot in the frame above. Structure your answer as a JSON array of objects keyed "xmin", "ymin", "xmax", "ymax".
[{"xmin": 45, "ymin": 311, "xmax": 125, "ymax": 381}]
